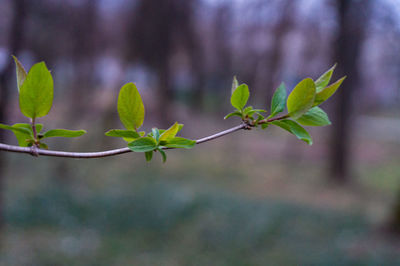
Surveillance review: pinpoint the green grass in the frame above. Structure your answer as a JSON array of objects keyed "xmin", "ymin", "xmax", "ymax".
[
  {"xmin": 2, "ymin": 176, "xmax": 400, "ymax": 265},
  {"xmin": 1, "ymin": 129, "xmax": 400, "ymax": 265}
]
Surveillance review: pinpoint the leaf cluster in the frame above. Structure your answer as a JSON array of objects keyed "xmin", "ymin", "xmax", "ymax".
[
  {"xmin": 225, "ymin": 65, "xmax": 345, "ymax": 145},
  {"xmin": 105, "ymin": 83, "xmax": 195, "ymax": 162},
  {"xmin": 0, "ymin": 57, "xmax": 86, "ymax": 149},
  {"xmin": 224, "ymin": 77, "xmax": 267, "ymax": 125}
]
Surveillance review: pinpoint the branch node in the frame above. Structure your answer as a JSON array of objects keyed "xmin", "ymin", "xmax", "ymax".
[
  {"xmin": 243, "ymin": 122, "xmax": 252, "ymax": 130},
  {"xmin": 29, "ymin": 146, "xmax": 39, "ymax": 157}
]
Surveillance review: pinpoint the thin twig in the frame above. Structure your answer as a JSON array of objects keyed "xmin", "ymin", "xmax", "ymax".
[
  {"xmin": 31, "ymin": 118, "xmax": 37, "ymax": 141},
  {"xmin": 30, "ymin": 118, "xmax": 39, "ymax": 156},
  {"xmin": 0, "ymin": 123, "xmax": 247, "ymax": 159},
  {"xmin": 196, "ymin": 123, "xmax": 246, "ymax": 144},
  {"xmin": 0, "ymin": 115, "xmax": 288, "ymax": 159},
  {"xmin": 260, "ymin": 114, "xmax": 290, "ymax": 124}
]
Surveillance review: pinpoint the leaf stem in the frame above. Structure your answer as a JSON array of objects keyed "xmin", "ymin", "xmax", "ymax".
[
  {"xmin": 31, "ymin": 118, "xmax": 39, "ymax": 145},
  {"xmin": 264, "ymin": 114, "xmax": 290, "ymax": 123}
]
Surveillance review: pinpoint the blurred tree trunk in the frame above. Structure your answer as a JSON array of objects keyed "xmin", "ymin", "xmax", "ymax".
[
  {"xmin": 71, "ymin": 0, "xmax": 98, "ymax": 117},
  {"xmin": 329, "ymin": 0, "xmax": 370, "ymax": 183},
  {"xmin": 125, "ymin": 0, "xmax": 200, "ymax": 125},
  {"xmin": 389, "ymin": 192, "xmax": 400, "ymax": 234},
  {"xmin": 189, "ymin": 51, "xmax": 205, "ymax": 111},
  {"xmin": 259, "ymin": 0, "xmax": 294, "ymax": 106},
  {"xmin": 156, "ymin": 61, "xmax": 174, "ymax": 127},
  {"xmin": 55, "ymin": 0, "xmax": 99, "ymax": 183},
  {"xmin": 213, "ymin": 4, "xmax": 232, "ymax": 100},
  {"xmin": 185, "ymin": 24, "xmax": 205, "ymax": 111},
  {"xmin": 0, "ymin": 0, "xmax": 27, "ymax": 230},
  {"xmin": 388, "ymin": 39, "xmax": 400, "ymax": 235}
]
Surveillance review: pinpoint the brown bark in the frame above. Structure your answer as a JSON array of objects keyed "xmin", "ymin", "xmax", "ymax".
[{"xmin": 329, "ymin": 0, "xmax": 370, "ymax": 183}]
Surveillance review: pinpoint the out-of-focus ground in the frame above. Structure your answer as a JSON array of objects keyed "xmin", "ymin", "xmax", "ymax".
[{"xmin": 1, "ymin": 114, "xmax": 399, "ymax": 265}]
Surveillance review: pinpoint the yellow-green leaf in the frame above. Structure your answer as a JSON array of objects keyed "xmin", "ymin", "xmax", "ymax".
[
  {"xmin": 231, "ymin": 84, "xmax": 249, "ymax": 111},
  {"xmin": 117, "ymin": 82, "xmax": 145, "ymax": 130},
  {"xmin": 105, "ymin": 129, "xmax": 140, "ymax": 139},
  {"xmin": 287, "ymin": 78, "xmax": 316, "ymax": 119},
  {"xmin": 313, "ymin": 76, "xmax": 346, "ymax": 106},
  {"xmin": 163, "ymin": 137, "xmax": 196, "ymax": 149},
  {"xmin": 315, "ymin": 64, "xmax": 336, "ymax": 92},
  {"xmin": 14, "ymin": 123, "xmax": 43, "ymax": 147},
  {"xmin": 19, "ymin": 62, "xmax": 53, "ymax": 119},
  {"xmin": 42, "ymin": 129, "xmax": 86, "ymax": 138},
  {"xmin": 0, "ymin": 123, "xmax": 34, "ymax": 147},
  {"xmin": 160, "ymin": 122, "xmax": 181, "ymax": 141}
]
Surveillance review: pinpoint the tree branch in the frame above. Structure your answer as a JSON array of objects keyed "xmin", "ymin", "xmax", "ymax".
[
  {"xmin": 0, "ymin": 114, "xmax": 288, "ymax": 159},
  {"xmin": 0, "ymin": 123, "xmax": 247, "ymax": 159}
]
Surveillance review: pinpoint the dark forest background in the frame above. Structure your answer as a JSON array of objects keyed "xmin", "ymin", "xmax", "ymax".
[{"xmin": 0, "ymin": 0, "xmax": 400, "ymax": 265}]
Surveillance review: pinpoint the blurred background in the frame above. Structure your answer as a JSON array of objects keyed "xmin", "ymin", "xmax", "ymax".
[{"xmin": 0, "ymin": 0, "xmax": 400, "ymax": 265}]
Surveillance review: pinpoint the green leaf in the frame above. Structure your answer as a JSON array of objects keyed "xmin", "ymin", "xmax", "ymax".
[
  {"xmin": 246, "ymin": 110, "xmax": 257, "ymax": 117},
  {"xmin": 39, "ymin": 143, "xmax": 48, "ymax": 150},
  {"xmin": 255, "ymin": 113, "xmax": 265, "ymax": 123},
  {"xmin": 42, "ymin": 129, "xmax": 86, "ymax": 138},
  {"xmin": 296, "ymin": 107, "xmax": 331, "ymax": 126},
  {"xmin": 152, "ymin": 128, "xmax": 160, "ymax": 143},
  {"xmin": 270, "ymin": 82, "xmax": 287, "ymax": 117},
  {"xmin": 27, "ymin": 141, "xmax": 35, "ymax": 147},
  {"xmin": 13, "ymin": 123, "xmax": 43, "ymax": 133},
  {"xmin": 12, "ymin": 123, "xmax": 43, "ymax": 147},
  {"xmin": 261, "ymin": 123, "xmax": 269, "ymax": 129},
  {"xmin": 35, "ymin": 123, "xmax": 44, "ymax": 133},
  {"xmin": 315, "ymin": 64, "xmax": 336, "ymax": 92},
  {"xmin": 163, "ymin": 137, "xmax": 196, "ymax": 149},
  {"xmin": 145, "ymin": 151, "xmax": 153, "ymax": 161},
  {"xmin": 160, "ymin": 122, "xmax": 181, "ymax": 141},
  {"xmin": 19, "ymin": 62, "xmax": 53, "ymax": 119},
  {"xmin": 231, "ymin": 84, "xmax": 249, "ymax": 111},
  {"xmin": 224, "ymin": 111, "xmax": 242, "ymax": 120},
  {"xmin": 272, "ymin": 119, "xmax": 312, "ymax": 145},
  {"xmin": 177, "ymin": 124, "xmax": 183, "ymax": 133},
  {"xmin": 313, "ymin": 76, "xmax": 346, "ymax": 106},
  {"xmin": 287, "ymin": 78, "xmax": 316, "ymax": 119},
  {"xmin": 231, "ymin": 76, "xmax": 239, "ymax": 94},
  {"xmin": 158, "ymin": 148, "xmax": 167, "ymax": 163},
  {"xmin": 105, "ymin": 129, "xmax": 140, "ymax": 139},
  {"xmin": 123, "ymin": 129, "xmax": 144, "ymax": 143},
  {"xmin": 12, "ymin": 55, "xmax": 27, "ymax": 92},
  {"xmin": 0, "ymin": 123, "xmax": 32, "ymax": 136},
  {"xmin": 252, "ymin": 109, "xmax": 267, "ymax": 113},
  {"xmin": 117, "ymin": 82, "xmax": 145, "ymax": 130},
  {"xmin": 0, "ymin": 123, "xmax": 32, "ymax": 147},
  {"xmin": 243, "ymin": 106, "xmax": 253, "ymax": 115},
  {"xmin": 128, "ymin": 137, "xmax": 158, "ymax": 152}
]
